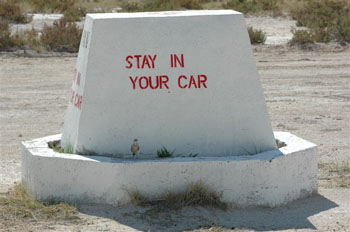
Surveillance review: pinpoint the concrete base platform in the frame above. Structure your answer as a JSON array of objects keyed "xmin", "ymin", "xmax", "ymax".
[{"xmin": 21, "ymin": 132, "xmax": 318, "ymax": 207}]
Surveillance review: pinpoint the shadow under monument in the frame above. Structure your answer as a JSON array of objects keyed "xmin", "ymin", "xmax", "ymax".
[{"xmin": 78, "ymin": 193, "xmax": 338, "ymax": 231}]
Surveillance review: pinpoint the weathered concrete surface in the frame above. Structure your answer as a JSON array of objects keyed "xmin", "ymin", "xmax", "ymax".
[
  {"xmin": 62, "ymin": 10, "xmax": 277, "ymax": 157},
  {"xmin": 21, "ymin": 132, "xmax": 317, "ymax": 207}
]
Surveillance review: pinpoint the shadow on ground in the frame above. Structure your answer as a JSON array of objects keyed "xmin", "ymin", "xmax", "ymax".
[{"xmin": 78, "ymin": 193, "xmax": 338, "ymax": 231}]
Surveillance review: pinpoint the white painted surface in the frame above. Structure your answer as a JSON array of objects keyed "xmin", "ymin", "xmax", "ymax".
[
  {"xmin": 61, "ymin": 10, "xmax": 277, "ymax": 157},
  {"xmin": 22, "ymin": 132, "xmax": 318, "ymax": 207}
]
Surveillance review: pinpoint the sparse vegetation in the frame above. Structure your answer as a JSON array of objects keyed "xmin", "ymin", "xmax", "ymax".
[
  {"xmin": 1, "ymin": 0, "xmax": 349, "ymax": 52},
  {"xmin": 157, "ymin": 146, "xmax": 174, "ymax": 158},
  {"xmin": 290, "ymin": 28, "xmax": 314, "ymax": 45},
  {"xmin": 223, "ymin": 0, "xmax": 281, "ymax": 16},
  {"xmin": 21, "ymin": 27, "xmax": 41, "ymax": 50},
  {"xmin": 0, "ymin": 183, "xmax": 79, "ymax": 225},
  {"xmin": 1, "ymin": 16, "xmax": 82, "ymax": 52},
  {"xmin": 0, "ymin": 1, "xmax": 31, "ymax": 23},
  {"xmin": 22, "ymin": 0, "xmax": 86, "ymax": 21},
  {"xmin": 0, "ymin": 19, "xmax": 27, "ymax": 50},
  {"xmin": 121, "ymin": 0, "xmax": 203, "ymax": 12},
  {"xmin": 121, "ymin": 2, "xmax": 142, "ymax": 12},
  {"xmin": 318, "ymin": 162, "xmax": 350, "ymax": 188},
  {"xmin": 0, "ymin": 19, "xmax": 14, "ymax": 49},
  {"xmin": 128, "ymin": 181, "xmax": 227, "ymax": 210},
  {"xmin": 48, "ymin": 140, "xmax": 74, "ymax": 154},
  {"xmin": 127, "ymin": 189, "xmax": 150, "ymax": 206},
  {"xmin": 177, "ymin": 152, "xmax": 198, "ymax": 158},
  {"xmin": 276, "ymin": 139, "xmax": 286, "ymax": 148},
  {"xmin": 248, "ymin": 26, "xmax": 266, "ymax": 44},
  {"xmin": 41, "ymin": 17, "xmax": 82, "ymax": 52},
  {"xmin": 289, "ymin": 0, "xmax": 350, "ymax": 44}
]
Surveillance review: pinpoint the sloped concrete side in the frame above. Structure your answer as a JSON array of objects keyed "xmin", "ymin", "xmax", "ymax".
[{"xmin": 21, "ymin": 132, "xmax": 317, "ymax": 207}]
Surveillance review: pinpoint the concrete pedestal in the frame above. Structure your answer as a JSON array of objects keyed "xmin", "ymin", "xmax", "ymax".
[{"xmin": 21, "ymin": 132, "xmax": 317, "ymax": 207}]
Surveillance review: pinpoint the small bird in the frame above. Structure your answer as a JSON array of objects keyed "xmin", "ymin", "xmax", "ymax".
[{"xmin": 131, "ymin": 139, "xmax": 139, "ymax": 158}]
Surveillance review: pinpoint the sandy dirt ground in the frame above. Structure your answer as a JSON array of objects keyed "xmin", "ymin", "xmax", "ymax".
[{"xmin": 0, "ymin": 43, "xmax": 349, "ymax": 231}]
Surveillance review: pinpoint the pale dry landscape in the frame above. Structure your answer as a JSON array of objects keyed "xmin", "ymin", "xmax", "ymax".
[{"xmin": 0, "ymin": 1, "xmax": 350, "ymax": 231}]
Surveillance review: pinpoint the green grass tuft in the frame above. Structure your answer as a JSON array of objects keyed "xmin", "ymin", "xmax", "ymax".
[
  {"xmin": 157, "ymin": 146, "xmax": 174, "ymax": 158},
  {"xmin": 248, "ymin": 26, "xmax": 266, "ymax": 44},
  {"xmin": 48, "ymin": 140, "xmax": 74, "ymax": 154}
]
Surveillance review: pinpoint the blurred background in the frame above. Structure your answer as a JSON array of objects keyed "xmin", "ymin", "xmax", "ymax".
[{"xmin": 0, "ymin": 0, "xmax": 349, "ymax": 53}]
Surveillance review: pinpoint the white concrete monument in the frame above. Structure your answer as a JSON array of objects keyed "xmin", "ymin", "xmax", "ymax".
[
  {"xmin": 61, "ymin": 10, "xmax": 277, "ymax": 157},
  {"xmin": 21, "ymin": 10, "xmax": 318, "ymax": 207}
]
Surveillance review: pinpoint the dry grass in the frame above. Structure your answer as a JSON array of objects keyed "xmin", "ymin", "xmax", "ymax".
[
  {"xmin": 127, "ymin": 189, "xmax": 151, "ymax": 206},
  {"xmin": 289, "ymin": 0, "xmax": 350, "ymax": 44},
  {"xmin": 76, "ymin": 0, "xmax": 123, "ymax": 13},
  {"xmin": 318, "ymin": 162, "xmax": 350, "ymax": 188},
  {"xmin": 222, "ymin": 0, "xmax": 282, "ymax": 16},
  {"xmin": 3, "ymin": 0, "xmax": 349, "ymax": 52},
  {"xmin": 41, "ymin": 17, "xmax": 82, "ymax": 52},
  {"xmin": 248, "ymin": 26, "xmax": 266, "ymax": 44},
  {"xmin": 128, "ymin": 181, "xmax": 228, "ymax": 210},
  {"xmin": 290, "ymin": 28, "xmax": 314, "ymax": 46},
  {"xmin": 1, "ymin": 15, "xmax": 82, "ymax": 53},
  {"xmin": 0, "ymin": 19, "xmax": 14, "ymax": 49},
  {"xmin": 120, "ymin": 0, "xmax": 203, "ymax": 12},
  {"xmin": 14, "ymin": 0, "xmax": 86, "ymax": 21},
  {"xmin": 0, "ymin": 19, "xmax": 27, "ymax": 50},
  {"xmin": 0, "ymin": 1, "xmax": 31, "ymax": 23},
  {"xmin": 0, "ymin": 183, "xmax": 79, "ymax": 227}
]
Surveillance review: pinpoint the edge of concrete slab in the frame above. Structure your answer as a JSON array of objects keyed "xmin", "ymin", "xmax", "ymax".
[{"xmin": 21, "ymin": 131, "xmax": 318, "ymax": 207}]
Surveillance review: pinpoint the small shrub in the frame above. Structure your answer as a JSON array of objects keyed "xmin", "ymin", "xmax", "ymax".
[
  {"xmin": 290, "ymin": 28, "xmax": 314, "ymax": 45},
  {"xmin": 0, "ymin": 19, "xmax": 13, "ymax": 49},
  {"xmin": 276, "ymin": 139, "xmax": 286, "ymax": 148},
  {"xmin": 63, "ymin": 6, "xmax": 86, "ymax": 21},
  {"xmin": 0, "ymin": 1, "xmax": 31, "ymax": 23},
  {"xmin": 248, "ymin": 26, "xmax": 266, "ymax": 44},
  {"xmin": 23, "ymin": 28, "xmax": 41, "ymax": 49},
  {"xmin": 157, "ymin": 146, "xmax": 174, "ymax": 158},
  {"xmin": 0, "ymin": 183, "xmax": 79, "ymax": 223},
  {"xmin": 48, "ymin": 140, "xmax": 74, "ymax": 154},
  {"xmin": 178, "ymin": 181, "xmax": 226, "ymax": 209},
  {"xmin": 41, "ymin": 17, "xmax": 82, "ymax": 52},
  {"xmin": 0, "ymin": 19, "xmax": 27, "ymax": 50},
  {"xmin": 121, "ymin": 2, "xmax": 143, "ymax": 12}
]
